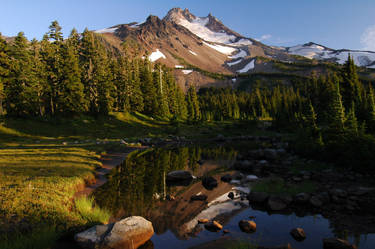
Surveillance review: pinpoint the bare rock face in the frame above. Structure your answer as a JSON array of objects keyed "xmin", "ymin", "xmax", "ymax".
[{"xmin": 75, "ymin": 216, "xmax": 154, "ymax": 249}]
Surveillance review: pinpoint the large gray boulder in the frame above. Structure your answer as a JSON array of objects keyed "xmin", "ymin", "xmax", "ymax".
[
  {"xmin": 75, "ymin": 216, "xmax": 154, "ymax": 249},
  {"xmin": 103, "ymin": 216, "xmax": 154, "ymax": 249}
]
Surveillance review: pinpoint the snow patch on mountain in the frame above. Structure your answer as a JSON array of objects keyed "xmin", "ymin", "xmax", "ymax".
[
  {"xmin": 231, "ymin": 38, "xmax": 253, "ymax": 46},
  {"xmin": 175, "ymin": 65, "xmax": 184, "ymax": 69},
  {"xmin": 229, "ymin": 49, "xmax": 247, "ymax": 59},
  {"xmin": 95, "ymin": 27, "xmax": 118, "ymax": 34},
  {"xmin": 227, "ymin": 59, "xmax": 243, "ymax": 66},
  {"xmin": 287, "ymin": 43, "xmax": 375, "ymax": 67},
  {"xmin": 237, "ymin": 59, "xmax": 255, "ymax": 73},
  {"xmin": 189, "ymin": 50, "xmax": 198, "ymax": 56},
  {"xmin": 149, "ymin": 49, "xmax": 166, "ymax": 62},
  {"xmin": 182, "ymin": 69, "xmax": 193, "ymax": 74},
  {"xmin": 334, "ymin": 51, "xmax": 375, "ymax": 66},
  {"xmin": 203, "ymin": 42, "xmax": 237, "ymax": 55},
  {"xmin": 288, "ymin": 44, "xmax": 329, "ymax": 59},
  {"xmin": 177, "ymin": 17, "xmax": 237, "ymax": 44}
]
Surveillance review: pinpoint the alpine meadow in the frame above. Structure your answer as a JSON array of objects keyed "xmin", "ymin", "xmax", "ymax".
[{"xmin": 1, "ymin": 3, "xmax": 375, "ymax": 249}]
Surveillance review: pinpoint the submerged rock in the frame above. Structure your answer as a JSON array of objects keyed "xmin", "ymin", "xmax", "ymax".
[
  {"xmin": 239, "ymin": 220, "xmax": 256, "ymax": 233},
  {"xmin": 75, "ymin": 216, "xmax": 154, "ymax": 249},
  {"xmin": 323, "ymin": 238, "xmax": 357, "ymax": 249},
  {"xmin": 290, "ymin": 228, "xmax": 306, "ymax": 241}
]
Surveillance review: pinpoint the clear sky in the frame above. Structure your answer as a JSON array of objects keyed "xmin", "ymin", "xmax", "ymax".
[{"xmin": 1, "ymin": 0, "xmax": 375, "ymax": 51}]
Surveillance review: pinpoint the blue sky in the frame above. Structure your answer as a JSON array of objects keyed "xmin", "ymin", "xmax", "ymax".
[{"xmin": 1, "ymin": 0, "xmax": 375, "ymax": 50}]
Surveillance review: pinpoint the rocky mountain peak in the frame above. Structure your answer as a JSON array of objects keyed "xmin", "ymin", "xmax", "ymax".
[{"xmin": 164, "ymin": 7, "xmax": 196, "ymax": 22}]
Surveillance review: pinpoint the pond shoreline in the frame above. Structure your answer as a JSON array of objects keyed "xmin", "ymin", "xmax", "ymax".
[{"xmin": 74, "ymin": 146, "xmax": 148, "ymax": 199}]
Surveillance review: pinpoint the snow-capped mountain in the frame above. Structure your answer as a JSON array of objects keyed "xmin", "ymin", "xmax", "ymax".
[
  {"xmin": 164, "ymin": 8, "xmax": 253, "ymax": 46},
  {"xmin": 286, "ymin": 42, "xmax": 375, "ymax": 67},
  {"xmin": 93, "ymin": 7, "xmax": 375, "ymax": 83}
]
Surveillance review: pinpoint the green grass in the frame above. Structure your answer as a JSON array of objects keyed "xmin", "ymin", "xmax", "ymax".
[
  {"xmin": 75, "ymin": 196, "xmax": 111, "ymax": 225},
  {"xmin": 251, "ymin": 177, "xmax": 316, "ymax": 195},
  {"xmin": 0, "ymin": 146, "xmax": 104, "ymax": 248}
]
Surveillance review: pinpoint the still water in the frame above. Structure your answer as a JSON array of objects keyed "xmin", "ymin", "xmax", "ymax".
[{"xmin": 93, "ymin": 145, "xmax": 375, "ymax": 249}]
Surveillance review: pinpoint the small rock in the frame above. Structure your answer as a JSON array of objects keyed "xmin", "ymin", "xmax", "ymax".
[
  {"xmin": 323, "ymin": 238, "xmax": 357, "ymax": 249},
  {"xmin": 290, "ymin": 228, "xmax": 306, "ymax": 241},
  {"xmin": 294, "ymin": 193, "xmax": 311, "ymax": 204},
  {"xmin": 202, "ymin": 176, "xmax": 218, "ymax": 190},
  {"xmin": 245, "ymin": 175, "xmax": 259, "ymax": 182},
  {"xmin": 239, "ymin": 220, "xmax": 256, "ymax": 233},
  {"xmin": 292, "ymin": 177, "xmax": 302, "ymax": 182},
  {"xmin": 230, "ymin": 180, "xmax": 241, "ymax": 185},
  {"xmin": 191, "ymin": 194, "xmax": 208, "ymax": 201},
  {"xmin": 216, "ymin": 134, "xmax": 225, "ymax": 142},
  {"xmin": 198, "ymin": 219, "xmax": 209, "ymax": 224},
  {"xmin": 310, "ymin": 196, "xmax": 323, "ymax": 207},
  {"xmin": 330, "ymin": 189, "xmax": 347, "ymax": 198},
  {"xmin": 267, "ymin": 195, "xmax": 292, "ymax": 211},
  {"xmin": 221, "ymin": 174, "xmax": 232, "ymax": 182},
  {"xmin": 204, "ymin": 221, "xmax": 222, "ymax": 232}
]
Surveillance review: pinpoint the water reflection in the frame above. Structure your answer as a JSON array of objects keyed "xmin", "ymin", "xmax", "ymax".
[{"xmin": 93, "ymin": 145, "xmax": 375, "ymax": 249}]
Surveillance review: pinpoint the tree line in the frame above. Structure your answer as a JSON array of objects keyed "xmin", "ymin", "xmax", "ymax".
[{"xmin": 0, "ymin": 21, "xmax": 189, "ymax": 119}]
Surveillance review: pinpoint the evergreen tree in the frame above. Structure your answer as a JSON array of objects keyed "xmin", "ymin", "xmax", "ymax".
[
  {"xmin": 58, "ymin": 33, "xmax": 86, "ymax": 114},
  {"xmin": 345, "ymin": 102, "xmax": 358, "ymax": 134},
  {"xmin": 367, "ymin": 85, "xmax": 375, "ymax": 132},
  {"xmin": 80, "ymin": 29, "xmax": 113, "ymax": 115},
  {"xmin": 6, "ymin": 32, "xmax": 35, "ymax": 116},
  {"xmin": 0, "ymin": 34, "xmax": 10, "ymax": 115},
  {"xmin": 328, "ymin": 81, "xmax": 346, "ymax": 132},
  {"xmin": 187, "ymin": 86, "xmax": 200, "ymax": 122}
]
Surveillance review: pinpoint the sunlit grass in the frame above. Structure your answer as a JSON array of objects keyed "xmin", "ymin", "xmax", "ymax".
[{"xmin": 75, "ymin": 196, "xmax": 111, "ymax": 224}]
